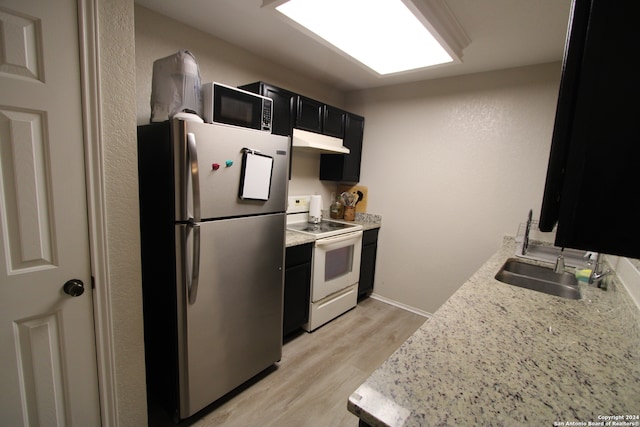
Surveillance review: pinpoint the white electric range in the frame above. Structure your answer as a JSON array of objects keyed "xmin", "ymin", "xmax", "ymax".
[{"xmin": 286, "ymin": 196, "xmax": 363, "ymax": 331}]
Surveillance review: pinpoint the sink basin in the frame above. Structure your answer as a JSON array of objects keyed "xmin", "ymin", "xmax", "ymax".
[{"xmin": 495, "ymin": 259, "xmax": 581, "ymax": 299}]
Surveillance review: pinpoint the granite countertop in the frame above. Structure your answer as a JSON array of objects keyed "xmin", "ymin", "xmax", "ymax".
[
  {"xmin": 285, "ymin": 212, "xmax": 382, "ymax": 248},
  {"xmin": 348, "ymin": 237, "xmax": 640, "ymax": 426}
]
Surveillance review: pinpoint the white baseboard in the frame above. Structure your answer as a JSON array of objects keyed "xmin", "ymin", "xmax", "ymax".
[
  {"xmin": 368, "ymin": 293, "xmax": 432, "ymax": 318},
  {"xmin": 370, "ymin": 257, "xmax": 640, "ymax": 317}
]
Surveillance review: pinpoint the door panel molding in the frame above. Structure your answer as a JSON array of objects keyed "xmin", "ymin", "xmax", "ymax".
[
  {"xmin": 0, "ymin": 7, "xmax": 44, "ymax": 82},
  {"xmin": 14, "ymin": 312, "xmax": 66, "ymax": 426},
  {"xmin": 0, "ymin": 108, "xmax": 56, "ymax": 274}
]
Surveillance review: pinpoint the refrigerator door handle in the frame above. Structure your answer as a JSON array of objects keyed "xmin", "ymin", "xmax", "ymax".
[
  {"xmin": 188, "ymin": 223, "xmax": 201, "ymax": 305},
  {"xmin": 187, "ymin": 132, "xmax": 201, "ymax": 222}
]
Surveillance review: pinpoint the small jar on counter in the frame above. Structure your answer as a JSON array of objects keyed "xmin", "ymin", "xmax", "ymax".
[
  {"xmin": 343, "ymin": 205, "xmax": 355, "ymax": 221},
  {"xmin": 329, "ymin": 194, "xmax": 344, "ymax": 219}
]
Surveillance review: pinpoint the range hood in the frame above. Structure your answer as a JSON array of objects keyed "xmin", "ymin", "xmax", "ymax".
[{"xmin": 291, "ymin": 128, "xmax": 349, "ymax": 154}]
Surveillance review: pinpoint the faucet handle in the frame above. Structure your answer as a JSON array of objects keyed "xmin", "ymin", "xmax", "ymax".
[
  {"xmin": 554, "ymin": 253, "xmax": 565, "ymax": 273},
  {"xmin": 589, "ymin": 269, "xmax": 611, "ymax": 288},
  {"xmin": 583, "ymin": 251, "xmax": 597, "ymax": 266}
]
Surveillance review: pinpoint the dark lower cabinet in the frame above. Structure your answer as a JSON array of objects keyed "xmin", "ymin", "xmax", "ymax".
[
  {"xmin": 283, "ymin": 243, "xmax": 312, "ymax": 337},
  {"xmin": 358, "ymin": 228, "xmax": 379, "ymax": 298}
]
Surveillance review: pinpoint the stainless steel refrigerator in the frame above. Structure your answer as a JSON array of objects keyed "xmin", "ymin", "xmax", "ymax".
[{"xmin": 137, "ymin": 118, "xmax": 289, "ymax": 421}]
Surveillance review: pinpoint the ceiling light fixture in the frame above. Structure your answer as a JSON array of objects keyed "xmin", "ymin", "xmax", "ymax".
[{"xmin": 269, "ymin": 0, "xmax": 469, "ymax": 76}]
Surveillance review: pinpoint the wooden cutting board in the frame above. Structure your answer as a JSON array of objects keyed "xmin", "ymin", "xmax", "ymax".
[{"xmin": 338, "ymin": 185, "xmax": 368, "ymax": 213}]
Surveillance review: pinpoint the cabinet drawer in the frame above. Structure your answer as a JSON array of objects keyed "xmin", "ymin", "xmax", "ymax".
[
  {"xmin": 362, "ymin": 228, "xmax": 379, "ymax": 245},
  {"xmin": 285, "ymin": 243, "xmax": 313, "ymax": 267}
]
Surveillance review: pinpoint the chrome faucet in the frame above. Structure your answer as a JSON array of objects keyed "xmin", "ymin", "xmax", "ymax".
[
  {"xmin": 554, "ymin": 248, "xmax": 565, "ymax": 273},
  {"xmin": 522, "ymin": 209, "xmax": 533, "ymax": 256},
  {"xmin": 588, "ymin": 252, "xmax": 612, "ymax": 288}
]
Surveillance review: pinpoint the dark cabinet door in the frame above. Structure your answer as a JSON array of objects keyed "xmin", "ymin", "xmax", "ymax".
[
  {"xmin": 263, "ymin": 85, "xmax": 296, "ymax": 137},
  {"xmin": 539, "ymin": 0, "xmax": 640, "ymax": 258},
  {"xmin": 239, "ymin": 81, "xmax": 296, "ymax": 179},
  {"xmin": 284, "ymin": 243, "xmax": 312, "ymax": 337},
  {"xmin": 341, "ymin": 113, "xmax": 364, "ymax": 182},
  {"xmin": 240, "ymin": 81, "xmax": 366, "ymax": 184},
  {"xmin": 296, "ymin": 96, "xmax": 323, "ymax": 133},
  {"xmin": 358, "ymin": 228, "xmax": 379, "ymax": 298},
  {"xmin": 239, "ymin": 82, "xmax": 296, "ymax": 137},
  {"xmin": 320, "ymin": 113, "xmax": 364, "ymax": 183},
  {"xmin": 323, "ymin": 105, "xmax": 345, "ymax": 138}
]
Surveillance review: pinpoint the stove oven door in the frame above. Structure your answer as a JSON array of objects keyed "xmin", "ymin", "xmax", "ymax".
[{"xmin": 312, "ymin": 230, "xmax": 363, "ymax": 302}]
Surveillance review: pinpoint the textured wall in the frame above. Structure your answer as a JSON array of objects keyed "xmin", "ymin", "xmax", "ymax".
[
  {"xmin": 346, "ymin": 63, "xmax": 562, "ymax": 314},
  {"xmin": 134, "ymin": 4, "xmax": 566, "ymax": 315},
  {"xmin": 98, "ymin": 0, "xmax": 147, "ymax": 425},
  {"xmin": 134, "ymin": 4, "xmax": 344, "ymax": 203},
  {"xmin": 134, "ymin": 5, "xmax": 346, "ymax": 126}
]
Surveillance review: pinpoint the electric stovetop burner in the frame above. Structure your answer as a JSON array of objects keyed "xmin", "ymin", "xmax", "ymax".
[
  {"xmin": 285, "ymin": 195, "xmax": 363, "ymax": 239},
  {"xmin": 287, "ymin": 220, "xmax": 362, "ymax": 239}
]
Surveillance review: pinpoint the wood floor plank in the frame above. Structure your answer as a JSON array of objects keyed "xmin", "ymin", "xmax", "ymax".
[{"xmin": 151, "ymin": 298, "xmax": 427, "ymax": 427}]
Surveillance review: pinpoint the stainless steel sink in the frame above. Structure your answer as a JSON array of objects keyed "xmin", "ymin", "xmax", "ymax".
[
  {"xmin": 495, "ymin": 259, "xmax": 581, "ymax": 299},
  {"xmin": 515, "ymin": 242, "xmax": 592, "ymax": 268}
]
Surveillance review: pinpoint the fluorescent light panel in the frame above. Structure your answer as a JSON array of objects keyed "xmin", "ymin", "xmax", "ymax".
[{"xmin": 276, "ymin": 0, "xmax": 453, "ymax": 75}]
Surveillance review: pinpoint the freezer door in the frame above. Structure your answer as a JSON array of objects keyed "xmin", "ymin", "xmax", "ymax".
[
  {"xmin": 174, "ymin": 119, "xmax": 290, "ymax": 221},
  {"xmin": 175, "ymin": 213, "xmax": 285, "ymax": 418}
]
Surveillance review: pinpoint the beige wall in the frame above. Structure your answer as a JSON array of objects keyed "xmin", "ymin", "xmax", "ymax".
[
  {"xmin": 134, "ymin": 5, "xmax": 564, "ymax": 314},
  {"xmin": 346, "ymin": 63, "xmax": 562, "ymax": 313},
  {"xmin": 135, "ymin": 4, "xmax": 343, "ymax": 202},
  {"xmin": 99, "ymin": 0, "xmax": 147, "ymax": 425},
  {"xmin": 99, "ymin": 2, "xmax": 638, "ymax": 424}
]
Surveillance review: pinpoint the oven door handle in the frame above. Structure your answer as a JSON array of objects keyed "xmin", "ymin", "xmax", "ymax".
[{"xmin": 315, "ymin": 230, "xmax": 363, "ymax": 247}]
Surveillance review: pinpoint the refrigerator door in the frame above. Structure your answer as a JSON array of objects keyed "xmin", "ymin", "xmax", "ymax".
[
  {"xmin": 175, "ymin": 213, "xmax": 285, "ymax": 418},
  {"xmin": 174, "ymin": 119, "xmax": 290, "ymax": 221}
]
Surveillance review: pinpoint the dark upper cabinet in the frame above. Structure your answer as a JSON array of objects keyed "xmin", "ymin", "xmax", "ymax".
[
  {"xmin": 295, "ymin": 96, "xmax": 345, "ymax": 138},
  {"xmin": 239, "ymin": 82, "xmax": 296, "ymax": 179},
  {"xmin": 323, "ymin": 105, "xmax": 345, "ymax": 138},
  {"xmin": 296, "ymin": 96, "xmax": 323, "ymax": 133},
  {"xmin": 240, "ymin": 81, "xmax": 365, "ymax": 184},
  {"xmin": 539, "ymin": 0, "xmax": 640, "ymax": 258},
  {"xmin": 239, "ymin": 82, "xmax": 296, "ymax": 136},
  {"xmin": 320, "ymin": 113, "xmax": 364, "ymax": 183}
]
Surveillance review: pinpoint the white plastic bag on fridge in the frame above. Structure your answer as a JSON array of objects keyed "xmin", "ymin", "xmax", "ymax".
[{"xmin": 150, "ymin": 50, "xmax": 202, "ymax": 122}]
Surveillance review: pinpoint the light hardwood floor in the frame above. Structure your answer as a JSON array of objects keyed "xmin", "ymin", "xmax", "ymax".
[{"xmin": 150, "ymin": 297, "xmax": 427, "ymax": 427}]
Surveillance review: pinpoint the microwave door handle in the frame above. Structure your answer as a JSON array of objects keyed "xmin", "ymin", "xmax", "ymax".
[
  {"xmin": 188, "ymin": 223, "xmax": 201, "ymax": 305},
  {"xmin": 187, "ymin": 132, "xmax": 201, "ymax": 222}
]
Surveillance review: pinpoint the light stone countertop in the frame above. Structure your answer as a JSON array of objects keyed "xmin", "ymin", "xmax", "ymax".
[{"xmin": 348, "ymin": 237, "xmax": 640, "ymax": 426}]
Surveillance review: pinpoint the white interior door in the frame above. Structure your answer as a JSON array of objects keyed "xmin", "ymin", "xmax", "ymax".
[{"xmin": 0, "ymin": 0, "xmax": 102, "ymax": 425}]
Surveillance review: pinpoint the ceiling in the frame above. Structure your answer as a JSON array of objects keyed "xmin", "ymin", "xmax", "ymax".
[{"xmin": 134, "ymin": 0, "xmax": 573, "ymax": 91}]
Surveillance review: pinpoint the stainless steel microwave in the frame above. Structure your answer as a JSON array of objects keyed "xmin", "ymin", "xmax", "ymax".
[{"xmin": 203, "ymin": 82, "xmax": 273, "ymax": 132}]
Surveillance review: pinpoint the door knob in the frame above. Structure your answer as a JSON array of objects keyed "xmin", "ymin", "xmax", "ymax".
[{"xmin": 63, "ymin": 279, "xmax": 85, "ymax": 297}]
